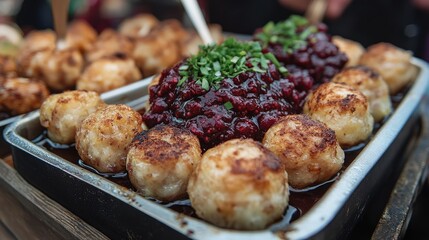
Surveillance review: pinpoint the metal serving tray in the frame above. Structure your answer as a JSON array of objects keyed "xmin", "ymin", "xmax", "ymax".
[
  {"xmin": 4, "ymin": 58, "xmax": 429, "ymax": 239},
  {"xmin": 0, "ymin": 77, "xmax": 152, "ymax": 158}
]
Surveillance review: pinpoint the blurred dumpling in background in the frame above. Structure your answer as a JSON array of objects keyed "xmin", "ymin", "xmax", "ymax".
[
  {"xmin": 40, "ymin": 48, "xmax": 84, "ymax": 91},
  {"xmin": 77, "ymin": 55, "xmax": 142, "ymax": 93},
  {"xmin": 359, "ymin": 42, "xmax": 418, "ymax": 94},
  {"xmin": 86, "ymin": 29, "xmax": 134, "ymax": 63},
  {"xmin": 16, "ymin": 30, "xmax": 56, "ymax": 78},
  {"xmin": 0, "ymin": 76, "xmax": 50, "ymax": 115},
  {"xmin": 118, "ymin": 14, "xmax": 159, "ymax": 38},
  {"xmin": 133, "ymin": 35, "xmax": 180, "ymax": 77},
  {"xmin": 65, "ymin": 20, "xmax": 98, "ymax": 54}
]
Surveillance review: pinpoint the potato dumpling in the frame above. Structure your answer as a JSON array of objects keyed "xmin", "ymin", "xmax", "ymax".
[
  {"xmin": 263, "ymin": 114, "xmax": 344, "ymax": 189},
  {"xmin": 86, "ymin": 29, "xmax": 134, "ymax": 63},
  {"xmin": 132, "ymin": 35, "xmax": 180, "ymax": 77},
  {"xmin": 332, "ymin": 66, "xmax": 392, "ymax": 122},
  {"xmin": 76, "ymin": 104, "xmax": 143, "ymax": 173},
  {"xmin": 0, "ymin": 77, "xmax": 50, "ymax": 115},
  {"xmin": 188, "ymin": 138, "xmax": 289, "ymax": 230},
  {"xmin": 18, "ymin": 30, "xmax": 56, "ymax": 54},
  {"xmin": 77, "ymin": 56, "xmax": 142, "ymax": 93},
  {"xmin": 332, "ymin": 36, "xmax": 364, "ymax": 67},
  {"xmin": 359, "ymin": 42, "xmax": 418, "ymax": 94},
  {"xmin": 16, "ymin": 30, "xmax": 56, "ymax": 78},
  {"xmin": 0, "ymin": 56, "xmax": 17, "ymax": 77},
  {"xmin": 127, "ymin": 125, "xmax": 201, "ymax": 202},
  {"xmin": 118, "ymin": 14, "xmax": 159, "ymax": 38},
  {"xmin": 304, "ymin": 82, "xmax": 374, "ymax": 147},
  {"xmin": 40, "ymin": 48, "xmax": 84, "ymax": 91},
  {"xmin": 65, "ymin": 20, "xmax": 97, "ymax": 54},
  {"xmin": 40, "ymin": 90, "xmax": 105, "ymax": 144}
]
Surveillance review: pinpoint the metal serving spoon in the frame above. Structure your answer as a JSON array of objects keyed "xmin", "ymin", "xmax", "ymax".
[
  {"xmin": 180, "ymin": 0, "xmax": 215, "ymax": 45},
  {"xmin": 51, "ymin": 0, "xmax": 70, "ymax": 49}
]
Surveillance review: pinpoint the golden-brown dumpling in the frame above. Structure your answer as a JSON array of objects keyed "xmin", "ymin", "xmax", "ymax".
[
  {"xmin": 188, "ymin": 138, "xmax": 289, "ymax": 230},
  {"xmin": 118, "ymin": 14, "xmax": 159, "ymax": 38},
  {"xmin": 77, "ymin": 56, "xmax": 142, "ymax": 93},
  {"xmin": 133, "ymin": 36, "xmax": 180, "ymax": 77},
  {"xmin": 40, "ymin": 90, "xmax": 105, "ymax": 144},
  {"xmin": 0, "ymin": 77, "xmax": 50, "ymax": 115},
  {"xmin": 359, "ymin": 42, "xmax": 418, "ymax": 94},
  {"xmin": 332, "ymin": 66, "xmax": 392, "ymax": 122},
  {"xmin": 65, "ymin": 20, "xmax": 97, "ymax": 54},
  {"xmin": 304, "ymin": 82, "xmax": 374, "ymax": 147},
  {"xmin": 76, "ymin": 104, "xmax": 143, "ymax": 173},
  {"xmin": 40, "ymin": 48, "xmax": 84, "ymax": 91},
  {"xmin": 263, "ymin": 114, "xmax": 344, "ymax": 188},
  {"xmin": 127, "ymin": 125, "xmax": 201, "ymax": 202},
  {"xmin": 86, "ymin": 29, "xmax": 134, "ymax": 63}
]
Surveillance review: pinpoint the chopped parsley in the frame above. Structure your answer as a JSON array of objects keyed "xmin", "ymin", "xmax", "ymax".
[
  {"xmin": 178, "ymin": 38, "xmax": 288, "ymax": 90},
  {"xmin": 255, "ymin": 15, "xmax": 317, "ymax": 53},
  {"xmin": 223, "ymin": 101, "xmax": 233, "ymax": 110}
]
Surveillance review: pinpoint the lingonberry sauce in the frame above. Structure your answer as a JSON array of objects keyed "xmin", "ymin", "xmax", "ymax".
[
  {"xmin": 142, "ymin": 60, "xmax": 313, "ymax": 150},
  {"xmin": 258, "ymin": 24, "xmax": 348, "ymax": 84}
]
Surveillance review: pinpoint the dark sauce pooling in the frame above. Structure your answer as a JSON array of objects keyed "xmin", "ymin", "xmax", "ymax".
[{"xmin": 32, "ymin": 130, "xmax": 365, "ymax": 225}]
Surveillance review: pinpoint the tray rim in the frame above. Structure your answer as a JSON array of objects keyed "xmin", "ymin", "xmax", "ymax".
[{"xmin": 4, "ymin": 58, "xmax": 429, "ymax": 239}]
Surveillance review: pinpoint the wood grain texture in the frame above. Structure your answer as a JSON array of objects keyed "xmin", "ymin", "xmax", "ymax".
[
  {"xmin": 0, "ymin": 221, "xmax": 16, "ymax": 240},
  {"xmin": 0, "ymin": 159, "xmax": 108, "ymax": 240}
]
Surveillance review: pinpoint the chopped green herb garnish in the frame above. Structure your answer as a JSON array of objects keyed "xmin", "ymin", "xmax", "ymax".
[
  {"xmin": 178, "ymin": 38, "xmax": 288, "ymax": 90},
  {"xmin": 201, "ymin": 78, "xmax": 210, "ymax": 90},
  {"xmin": 255, "ymin": 15, "xmax": 317, "ymax": 53},
  {"xmin": 224, "ymin": 101, "xmax": 233, "ymax": 110}
]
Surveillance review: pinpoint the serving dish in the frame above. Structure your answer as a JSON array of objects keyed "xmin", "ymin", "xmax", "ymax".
[
  {"xmin": 0, "ymin": 76, "xmax": 152, "ymax": 158},
  {"xmin": 4, "ymin": 58, "xmax": 429, "ymax": 239}
]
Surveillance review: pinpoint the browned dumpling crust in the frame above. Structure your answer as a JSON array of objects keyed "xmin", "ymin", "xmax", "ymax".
[
  {"xmin": 187, "ymin": 138, "xmax": 289, "ymax": 230},
  {"xmin": 65, "ymin": 20, "xmax": 97, "ymax": 54},
  {"xmin": 76, "ymin": 104, "xmax": 143, "ymax": 173},
  {"xmin": 77, "ymin": 56, "xmax": 142, "ymax": 93},
  {"xmin": 40, "ymin": 48, "xmax": 84, "ymax": 91},
  {"xmin": 332, "ymin": 66, "xmax": 392, "ymax": 122},
  {"xmin": 16, "ymin": 30, "xmax": 56, "ymax": 78},
  {"xmin": 332, "ymin": 36, "xmax": 364, "ymax": 67},
  {"xmin": 118, "ymin": 14, "xmax": 159, "ymax": 39},
  {"xmin": 18, "ymin": 30, "xmax": 56, "ymax": 54},
  {"xmin": 40, "ymin": 90, "xmax": 105, "ymax": 144},
  {"xmin": 0, "ymin": 56, "xmax": 17, "ymax": 77},
  {"xmin": 304, "ymin": 82, "xmax": 374, "ymax": 147},
  {"xmin": 126, "ymin": 125, "xmax": 201, "ymax": 202},
  {"xmin": 132, "ymin": 35, "xmax": 181, "ymax": 77},
  {"xmin": 359, "ymin": 42, "xmax": 418, "ymax": 94},
  {"xmin": 263, "ymin": 114, "xmax": 344, "ymax": 189},
  {"xmin": 0, "ymin": 77, "xmax": 50, "ymax": 115},
  {"xmin": 86, "ymin": 29, "xmax": 134, "ymax": 63}
]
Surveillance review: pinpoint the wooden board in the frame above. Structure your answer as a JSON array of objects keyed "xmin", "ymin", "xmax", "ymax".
[{"xmin": 0, "ymin": 159, "xmax": 108, "ymax": 240}]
